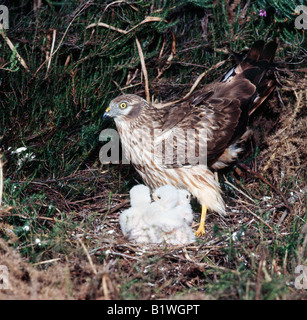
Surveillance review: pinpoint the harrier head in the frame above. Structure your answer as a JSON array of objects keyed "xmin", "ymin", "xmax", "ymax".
[{"xmin": 103, "ymin": 94, "xmax": 148, "ymax": 122}]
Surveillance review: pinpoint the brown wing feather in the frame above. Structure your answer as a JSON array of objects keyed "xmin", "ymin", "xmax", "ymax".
[
  {"xmin": 160, "ymin": 90, "xmax": 214, "ymax": 131},
  {"xmin": 157, "ymin": 40, "xmax": 277, "ymax": 168},
  {"xmin": 158, "ymin": 79, "xmax": 255, "ymax": 167}
]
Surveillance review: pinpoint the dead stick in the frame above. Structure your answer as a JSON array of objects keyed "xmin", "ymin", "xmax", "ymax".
[
  {"xmin": 243, "ymin": 205, "xmax": 274, "ymax": 230},
  {"xmin": 78, "ymin": 238, "xmax": 97, "ymax": 274},
  {"xmin": 86, "ymin": 16, "xmax": 163, "ymax": 35},
  {"xmin": 98, "ymin": 199, "xmax": 130, "ymax": 215},
  {"xmin": 86, "ymin": 22, "xmax": 127, "ymax": 34},
  {"xmin": 136, "ymin": 37, "xmax": 150, "ymax": 101},
  {"xmin": 32, "ymin": 258, "xmax": 61, "ymax": 266},
  {"xmin": 0, "ymin": 212, "xmax": 55, "ymax": 221},
  {"xmin": 0, "ymin": 23, "xmax": 30, "ymax": 72},
  {"xmin": 46, "ymin": 29, "xmax": 57, "ymax": 76},
  {"xmin": 223, "ymin": 174, "xmax": 256, "ymax": 203}
]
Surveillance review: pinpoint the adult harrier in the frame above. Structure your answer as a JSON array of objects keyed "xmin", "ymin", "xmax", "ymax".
[{"xmin": 104, "ymin": 40, "xmax": 277, "ymax": 236}]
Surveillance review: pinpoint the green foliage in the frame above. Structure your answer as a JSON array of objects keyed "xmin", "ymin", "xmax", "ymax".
[
  {"xmin": 1, "ymin": 0, "xmax": 304, "ymax": 180},
  {"xmin": 251, "ymin": 0, "xmax": 306, "ymax": 46},
  {"xmin": 185, "ymin": 0, "xmax": 213, "ymax": 9},
  {"xmin": 254, "ymin": 0, "xmax": 299, "ymax": 20},
  {"xmin": 0, "ymin": 0, "xmax": 305, "ymax": 300},
  {"xmin": 0, "ymin": 43, "xmax": 20, "ymax": 72}
]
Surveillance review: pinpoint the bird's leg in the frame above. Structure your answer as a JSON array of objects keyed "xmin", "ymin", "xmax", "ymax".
[{"xmin": 195, "ymin": 205, "xmax": 207, "ymax": 237}]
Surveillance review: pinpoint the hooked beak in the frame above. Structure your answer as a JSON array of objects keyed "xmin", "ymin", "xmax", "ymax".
[{"xmin": 102, "ymin": 106, "xmax": 111, "ymax": 121}]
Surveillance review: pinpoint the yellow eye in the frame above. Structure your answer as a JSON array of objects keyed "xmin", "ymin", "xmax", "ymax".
[{"xmin": 120, "ymin": 102, "xmax": 127, "ymax": 109}]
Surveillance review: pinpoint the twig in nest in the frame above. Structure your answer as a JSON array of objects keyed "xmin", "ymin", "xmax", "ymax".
[
  {"xmin": 237, "ymin": 163, "xmax": 293, "ymax": 216},
  {"xmin": 78, "ymin": 238, "xmax": 97, "ymax": 274},
  {"xmin": 223, "ymin": 174, "xmax": 256, "ymax": 204},
  {"xmin": 136, "ymin": 37, "xmax": 150, "ymax": 101},
  {"xmin": 103, "ymin": 250, "xmax": 141, "ymax": 261},
  {"xmin": 243, "ymin": 205, "xmax": 274, "ymax": 230},
  {"xmin": 98, "ymin": 199, "xmax": 130, "ymax": 215},
  {"xmin": 32, "ymin": 258, "xmax": 61, "ymax": 266}
]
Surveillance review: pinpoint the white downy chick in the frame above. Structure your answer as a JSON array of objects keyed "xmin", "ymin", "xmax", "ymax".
[
  {"xmin": 143, "ymin": 185, "xmax": 183, "ymax": 232},
  {"xmin": 176, "ymin": 189, "xmax": 194, "ymax": 225},
  {"xmin": 165, "ymin": 223, "xmax": 196, "ymax": 245},
  {"xmin": 151, "ymin": 185, "xmax": 195, "ymax": 245},
  {"xmin": 119, "ymin": 184, "xmax": 151, "ymax": 237},
  {"xmin": 138, "ymin": 185, "xmax": 195, "ymax": 245}
]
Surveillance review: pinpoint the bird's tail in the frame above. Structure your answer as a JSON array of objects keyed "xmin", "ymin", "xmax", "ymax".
[
  {"xmin": 237, "ymin": 41, "xmax": 277, "ymax": 83},
  {"xmin": 220, "ymin": 40, "xmax": 277, "ymax": 146},
  {"xmin": 222, "ymin": 40, "xmax": 277, "ymax": 112},
  {"xmin": 236, "ymin": 40, "xmax": 278, "ymax": 115}
]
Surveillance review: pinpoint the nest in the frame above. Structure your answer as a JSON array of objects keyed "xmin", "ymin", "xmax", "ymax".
[{"xmin": 259, "ymin": 72, "xmax": 306, "ymax": 185}]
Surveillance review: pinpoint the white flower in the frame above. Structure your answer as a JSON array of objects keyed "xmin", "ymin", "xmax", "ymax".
[
  {"xmin": 232, "ymin": 231, "xmax": 245, "ymax": 242},
  {"xmin": 12, "ymin": 146, "xmax": 36, "ymax": 169},
  {"xmin": 23, "ymin": 225, "xmax": 30, "ymax": 232},
  {"xmin": 262, "ymin": 196, "xmax": 271, "ymax": 201},
  {"xmin": 15, "ymin": 147, "xmax": 27, "ymax": 153},
  {"xmin": 34, "ymin": 238, "xmax": 41, "ymax": 246}
]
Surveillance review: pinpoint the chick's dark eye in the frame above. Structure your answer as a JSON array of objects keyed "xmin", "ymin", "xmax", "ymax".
[
  {"xmin": 186, "ymin": 195, "xmax": 189, "ymax": 199},
  {"xmin": 120, "ymin": 102, "xmax": 127, "ymax": 109}
]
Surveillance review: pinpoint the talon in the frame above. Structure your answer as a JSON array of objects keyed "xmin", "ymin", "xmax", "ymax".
[
  {"xmin": 195, "ymin": 205, "xmax": 207, "ymax": 238},
  {"xmin": 195, "ymin": 226, "xmax": 205, "ymax": 237}
]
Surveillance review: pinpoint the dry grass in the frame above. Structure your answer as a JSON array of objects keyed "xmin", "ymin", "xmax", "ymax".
[
  {"xmin": 260, "ymin": 72, "xmax": 306, "ymax": 184},
  {"xmin": 1, "ymin": 67, "xmax": 306, "ymax": 301},
  {"xmin": 0, "ymin": 0, "xmax": 306, "ymax": 300}
]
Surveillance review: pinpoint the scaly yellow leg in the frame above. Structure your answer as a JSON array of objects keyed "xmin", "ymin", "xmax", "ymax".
[{"xmin": 195, "ymin": 205, "xmax": 207, "ymax": 237}]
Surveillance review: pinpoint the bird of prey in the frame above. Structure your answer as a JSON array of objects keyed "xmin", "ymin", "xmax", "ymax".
[{"xmin": 104, "ymin": 40, "xmax": 277, "ymax": 237}]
